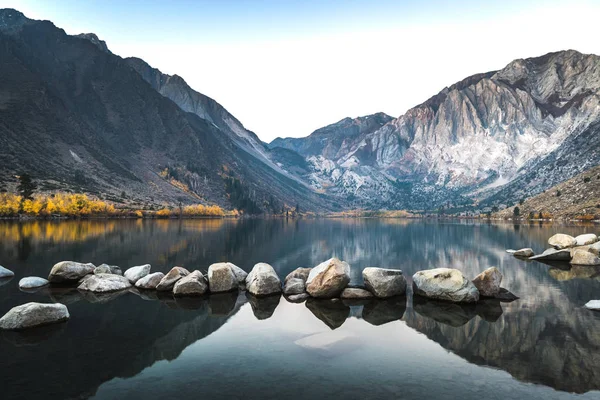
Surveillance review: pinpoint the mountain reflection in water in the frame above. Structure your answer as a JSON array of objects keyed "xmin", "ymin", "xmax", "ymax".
[{"xmin": 0, "ymin": 219, "xmax": 599, "ymax": 400}]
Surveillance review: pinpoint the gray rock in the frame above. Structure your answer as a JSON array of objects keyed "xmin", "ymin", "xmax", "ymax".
[
  {"xmin": 134, "ymin": 272, "xmax": 165, "ymax": 289},
  {"xmin": 283, "ymin": 278, "xmax": 305, "ymax": 295},
  {"xmin": 575, "ymin": 233, "xmax": 598, "ymax": 246},
  {"xmin": 472, "ymin": 267, "xmax": 502, "ymax": 297},
  {"xmin": 246, "ymin": 263, "xmax": 281, "ymax": 297},
  {"xmin": 124, "ymin": 264, "xmax": 151, "ymax": 284},
  {"xmin": 548, "ymin": 233, "xmax": 577, "ymax": 249},
  {"xmin": 173, "ymin": 270, "xmax": 208, "ymax": 296},
  {"xmin": 77, "ymin": 273, "xmax": 132, "ymax": 293},
  {"xmin": 286, "ymin": 293, "xmax": 310, "ymax": 303},
  {"xmin": 530, "ymin": 248, "xmax": 572, "ymax": 261},
  {"xmin": 285, "ymin": 267, "xmax": 312, "ymax": 283},
  {"xmin": 227, "ymin": 263, "xmax": 248, "ymax": 287},
  {"xmin": 505, "ymin": 249, "xmax": 517, "ymax": 254},
  {"xmin": 95, "ymin": 264, "xmax": 122, "ymax": 275},
  {"xmin": 340, "ymin": 287, "xmax": 373, "ymax": 299},
  {"xmin": 0, "ymin": 265, "xmax": 15, "ymax": 278},
  {"xmin": 493, "ymin": 287, "xmax": 519, "ymax": 302},
  {"xmin": 0, "ymin": 302, "xmax": 69, "ymax": 330},
  {"xmin": 571, "ymin": 249, "xmax": 600, "ymax": 266},
  {"xmin": 584, "ymin": 300, "xmax": 600, "ymax": 310},
  {"xmin": 362, "ymin": 267, "xmax": 406, "ymax": 298},
  {"xmin": 412, "ymin": 268, "xmax": 479, "ymax": 303},
  {"xmin": 590, "ymin": 241, "xmax": 600, "ymax": 255},
  {"xmin": 156, "ymin": 266, "xmax": 190, "ymax": 291},
  {"xmin": 207, "ymin": 262, "xmax": 238, "ymax": 293},
  {"xmin": 19, "ymin": 277, "xmax": 49, "ymax": 289},
  {"xmin": 569, "ymin": 245, "xmax": 592, "ymax": 258},
  {"xmin": 306, "ymin": 258, "xmax": 350, "ymax": 298},
  {"xmin": 48, "ymin": 261, "xmax": 95, "ymax": 283},
  {"xmin": 513, "ymin": 248, "xmax": 534, "ymax": 257}
]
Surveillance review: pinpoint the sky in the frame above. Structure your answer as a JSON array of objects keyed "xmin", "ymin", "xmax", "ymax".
[{"xmin": 2, "ymin": 0, "xmax": 600, "ymax": 142}]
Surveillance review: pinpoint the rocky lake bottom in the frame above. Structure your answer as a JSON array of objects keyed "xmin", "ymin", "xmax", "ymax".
[{"xmin": 0, "ymin": 218, "xmax": 599, "ymax": 399}]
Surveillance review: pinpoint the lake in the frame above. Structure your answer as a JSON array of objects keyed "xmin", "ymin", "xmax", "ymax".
[{"xmin": 0, "ymin": 219, "xmax": 599, "ymax": 400}]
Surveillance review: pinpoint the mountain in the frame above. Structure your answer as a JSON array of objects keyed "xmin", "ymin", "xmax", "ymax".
[
  {"xmin": 0, "ymin": 9, "xmax": 327, "ymax": 212},
  {"xmin": 271, "ymin": 50, "xmax": 600, "ymax": 210}
]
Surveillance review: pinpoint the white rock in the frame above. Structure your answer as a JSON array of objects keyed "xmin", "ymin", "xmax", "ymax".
[
  {"xmin": 575, "ymin": 233, "xmax": 598, "ymax": 246},
  {"xmin": 513, "ymin": 248, "xmax": 534, "ymax": 257},
  {"xmin": 590, "ymin": 241, "xmax": 600, "ymax": 255},
  {"xmin": 571, "ymin": 249, "xmax": 600, "ymax": 266},
  {"xmin": 0, "ymin": 302, "xmax": 69, "ymax": 330},
  {"xmin": 306, "ymin": 258, "xmax": 351, "ymax": 298},
  {"xmin": 124, "ymin": 264, "xmax": 151, "ymax": 284},
  {"xmin": 412, "ymin": 268, "xmax": 479, "ymax": 303},
  {"xmin": 78, "ymin": 273, "xmax": 132, "ymax": 292},
  {"xmin": 584, "ymin": 300, "xmax": 600, "ymax": 310},
  {"xmin": 362, "ymin": 268, "xmax": 406, "ymax": 298},
  {"xmin": 246, "ymin": 263, "xmax": 281, "ymax": 297},
  {"xmin": 156, "ymin": 267, "xmax": 189, "ymax": 291},
  {"xmin": 48, "ymin": 261, "xmax": 95, "ymax": 283},
  {"xmin": 19, "ymin": 277, "xmax": 49, "ymax": 289},
  {"xmin": 173, "ymin": 270, "xmax": 208, "ymax": 296},
  {"xmin": 134, "ymin": 272, "xmax": 165, "ymax": 289},
  {"xmin": 0, "ymin": 265, "xmax": 15, "ymax": 278},
  {"xmin": 208, "ymin": 263, "xmax": 238, "ymax": 293},
  {"xmin": 548, "ymin": 234, "xmax": 577, "ymax": 249}
]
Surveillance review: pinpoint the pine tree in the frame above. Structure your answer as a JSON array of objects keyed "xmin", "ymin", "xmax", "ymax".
[{"xmin": 17, "ymin": 173, "xmax": 36, "ymax": 200}]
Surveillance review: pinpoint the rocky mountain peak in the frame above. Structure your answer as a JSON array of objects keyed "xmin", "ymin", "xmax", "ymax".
[
  {"xmin": 0, "ymin": 8, "xmax": 32, "ymax": 33},
  {"xmin": 75, "ymin": 33, "xmax": 111, "ymax": 54}
]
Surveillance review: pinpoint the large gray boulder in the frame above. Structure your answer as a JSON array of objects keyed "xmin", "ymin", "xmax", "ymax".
[
  {"xmin": 95, "ymin": 264, "xmax": 122, "ymax": 275},
  {"xmin": 19, "ymin": 277, "xmax": 49, "ymax": 289},
  {"xmin": 0, "ymin": 302, "xmax": 69, "ymax": 330},
  {"xmin": 362, "ymin": 268, "xmax": 406, "ymax": 298},
  {"xmin": 472, "ymin": 267, "xmax": 502, "ymax": 297},
  {"xmin": 530, "ymin": 248, "xmax": 572, "ymax": 262},
  {"xmin": 0, "ymin": 265, "xmax": 15, "ymax": 278},
  {"xmin": 48, "ymin": 261, "xmax": 95, "ymax": 283},
  {"xmin": 575, "ymin": 233, "xmax": 598, "ymax": 246},
  {"xmin": 207, "ymin": 263, "xmax": 239, "ymax": 293},
  {"xmin": 134, "ymin": 272, "xmax": 165, "ymax": 289},
  {"xmin": 590, "ymin": 241, "xmax": 600, "ymax": 255},
  {"xmin": 513, "ymin": 248, "xmax": 534, "ymax": 257},
  {"xmin": 571, "ymin": 249, "xmax": 600, "ymax": 266},
  {"xmin": 227, "ymin": 263, "xmax": 248, "ymax": 287},
  {"xmin": 548, "ymin": 234, "xmax": 577, "ymax": 249},
  {"xmin": 285, "ymin": 267, "xmax": 312, "ymax": 283},
  {"xmin": 283, "ymin": 278, "xmax": 305, "ymax": 295},
  {"xmin": 306, "ymin": 258, "xmax": 350, "ymax": 298},
  {"xmin": 78, "ymin": 273, "xmax": 132, "ymax": 293},
  {"xmin": 173, "ymin": 270, "xmax": 208, "ymax": 296},
  {"xmin": 156, "ymin": 267, "xmax": 190, "ymax": 291},
  {"xmin": 412, "ymin": 268, "xmax": 479, "ymax": 303},
  {"xmin": 124, "ymin": 264, "xmax": 151, "ymax": 284},
  {"xmin": 246, "ymin": 263, "xmax": 281, "ymax": 297}
]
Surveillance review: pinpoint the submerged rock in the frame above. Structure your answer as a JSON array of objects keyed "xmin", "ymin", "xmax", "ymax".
[
  {"xmin": 207, "ymin": 263, "xmax": 238, "ymax": 293},
  {"xmin": 513, "ymin": 248, "xmax": 535, "ymax": 257},
  {"xmin": 0, "ymin": 302, "xmax": 69, "ymax": 330},
  {"xmin": 575, "ymin": 233, "xmax": 598, "ymax": 246},
  {"xmin": 77, "ymin": 273, "xmax": 132, "ymax": 293},
  {"xmin": 571, "ymin": 249, "xmax": 600, "ymax": 266},
  {"xmin": 173, "ymin": 270, "xmax": 208, "ymax": 297},
  {"xmin": 19, "ymin": 277, "xmax": 49, "ymax": 290},
  {"xmin": 340, "ymin": 287, "xmax": 373, "ymax": 299},
  {"xmin": 472, "ymin": 267, "xmax": 502, "ymax": 297},
  {"xmin": 0, "ymin": 265, "xmax": 15, "ymax": 278},
  {"xmin": 548, "ymin": 234, "xmax": 577, "ymax": 249},
  {"xmin": 412, "ymin": 268, "xmax": 479, "ymax": 303},
  {"xmin": 134, "ymin": 272, "xmax": 165, "ymax": 289},
  {"xmin": 124, "ymin": 264, "xmax": 151, "ymax": 284},
  {"xmin": 362, "ymin": 267, "xmax": 406, "ymax": 298},
  {"xmin": 246, "ymin": 263, "xmax": 281, "ymax": 297},
  {"xmin": 584, "ymin": 300, "xmax": 600, "ymax": 310},
  {"xmin": 306, "ymin": 258, "xmax": 350, "ymax": 298},
  {"xmin": 530, "ymin": 248, "xmax": 572, "ymax": 262},
  {"xmin": 156, "ymin": 267, "xmax": 190, "ymax": 291},
  {"xmin": 48, "ymin": 261, "xmax": 95, "ymax": 283},
  {"xmin": 283, "ymin": 277, "xmax": 305, "ymax": 295}
]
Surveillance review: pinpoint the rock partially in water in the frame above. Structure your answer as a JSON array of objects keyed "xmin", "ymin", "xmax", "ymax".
[
  {"xmin": 362, "ymin": 267, "xmax": 406, "ymax": 298},
  {"xmin": 0, "ymin": 302, "xmax": 69, "ymax": 330},
  {"xmin": 124, "ymin": 264, "xmax": 151, "ymax": 284},
  {"xmin": 207, "ymin": 263, "xmax": 238, "ymax": 293},
  {"xmin": 570, "ymin": 245, "xmax": 592, "ymax": 258},
  {"xmin": 0, "ymin": 265, "xmax": 15, "ymax": 278},
  {"xmin": 505, "ymin": 249, "xmax": 517, "ymax": 254},
  {"xmin": 77, "ymin": 273, "xmax": 132, "ymax": 293},
  {"xmin": 48, "ymin": 261, "xmax": 95, "ymax": 283},
  {"xmin": 590, "ymin": 241, "xmax": 600, "ymax": 255},
  {"xmin": 340, "ymin": 287, "xmax": 373, "ymax": 299},
  {"xmin": 79, "ymin": 288, "xmax": 129, "ymax": 304},
  {"xmin": 571, "ymin": 249, "xmax": 600, "ymax": 266},
  {"xmin": 173, "ymin": 270, "xmax": 208, "ymax": 297},
  {"xmin": 472, "ymin": 267, "xmax": 502, "ymax": 297},
  {"xmin": 246, "ymin": 263, "xmax": 281, "ymax": 297},
  {"xmin": 493, "ymin": 288, "xmax": 519, "ymax": 302},
  {"xmin": 246, "ymin": 292, "xmax": 280, "ymax": 320},
  {"xmin": 362, "ymin": 296, "xmax": 406, "ymax": 326},
  {"xmin": 95, "ymin": 264, "xmax": 122, "ymax": 275},
  {"xmin": 283, "ymin": 277, "xmax": 305, "ymax": 295},
  {"xmin": 584, "ymin": 300, "xmax": 600, "ymax": 310},
  {"xmin": 156, "ymin": 267, "xmax": 190, "ymax": 291},
  {"xmin": 134, "ymin": 272, "xmax": 165, "ymax": 289},
  {"xmin": 19, "ymin": 277, "xmax": 49, "ymax": 290},
  {"xmin": 412, "ymin": 268, "xmax": 479, "ymax": 303},
  {"xmin": 413, "ymin": 296, "xmax": 477, "ymax": 327},
  {"xmin": 548, "ymin": 233, "xmax": 577, "ymax": 249},
  {"xmin": 285, "ymin": 293, "xmax": 310, "ymax": 303},
  {"xmin": 305, "ymin": 298, "xmax": 349, "ymax": 329},
  {"xmin": 228, "ymin": 263, "xmax": 248, "ymax": 288},
  {"xmin": 284, "ymin": 267, "xmax": 312, "ymax": 284},
  {"xmin": 306, "ymin": 258, "xmax": 350, "ymax": 298},
  {"xmin": 530, "ymin": 248, "xmax": 572, "ymax": 262},
  {"xmin": 513, "ymin": 248, "xmax": 535, "ymax": 257},
  {"xmin": 575, "ymin": 233, "xmax": 598, "ymax": 246}
]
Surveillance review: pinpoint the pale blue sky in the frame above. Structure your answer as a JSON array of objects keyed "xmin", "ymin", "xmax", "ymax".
[{"xmin": 2, "ymin": 0, "xmax": 599, "ymax": 141}]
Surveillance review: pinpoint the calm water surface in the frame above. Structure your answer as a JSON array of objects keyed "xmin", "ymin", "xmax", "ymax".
[{"xmin": 0, "ymin": 219, "xmax": 599, "ymax": 400}]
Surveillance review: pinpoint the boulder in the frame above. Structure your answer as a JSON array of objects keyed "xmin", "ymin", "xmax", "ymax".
[
  {"xmin": 283, "ymin": 278, "xmax": 305, "ymax": 295},
  {"xmin": 285, "ymin": 267, "xmax": 312, "ymax": 283},
  {"xmin": 412, "ymin": 268, "xmax": 479, "ymax": 303},
  {"xmin": 340, "ymin": 288, "xmax": 373, "ymax": 299},
  {"xmin": 95, "ymin": 264, "xmax": 122, "ymax": 275},
  {"xmin": 48, "ymin": 261, "xmax": 95, "ymax": 283},
  {"xmin": 19, "ymin": 277, "xmax": 49, "ymax": 289},
  {"xmin": 548, "ymin": 234, "xmax": 577, "ymax": 249},
  {"xmin": 584, "ymin": 300, "xmax": 600, "ymax": 311},
  {"xmin": 246, "ymin": 263, "xmax": 281, "ymax": 297},
  {"xmin": 493, "ymin": 288, "xmax": 519, "ymax": 302},
  {"xmin": 472, "ymin": 267, "xmax": 502, "ymax": 297},
  {"xmin": 124, "ymin": 264, "xmax": 151, "ymax": 284},
  {"xmin": 0, "ymin": 265, "xmax": 15, "ymax": 278},
  {"xmin": 173, "ymin": 270, "xmax": 208, "ymax": 297},
  {"xmin": 569, "ymin": 245, "xmax": 592, "ymax": 258},
  {"xmin": 529, "ymin": 248, "xmax": 572, "ymax": 262},
  {"xmin": 362, "ymin": 268, "xmax": 407, "ymax": 298},
  {"xmin": 590, "ymin": 241, "xmax": 600, "ymax": 255},
  {"xmin": 78, "ymin": 273, "xmax": 132, "ymax": 292},
  {"xmin": 0, "ymin": 302, "xmax": 69, "ymax": 330},
  {"xmin": 286, "ymin": 293, "xmax": 310, "ymax": 303},
  {"xmin": 306, "ymin": 258, "xmax": 351, "ymax": 298},
  {"xmin": 135, "ymin": 272, "xmax": 165, "ymax": 289},
  {"xmin": 513, "ymin": 248, "xmax": 534, "ymax": 257},
  {"xmin": 571, "ymin": 249, "xmax": 600, "ymax": 266},
  {"xmin": 575, "ymin": 233, "xmax": 598, "ymax": 246},
  {"xmin": 156, "ymin": 267, "xmax": 190, "ymax": 291},
  {"xmin": 207, "ymin": 263, "xmax": 238, "ymax": 293},
  {"xmin": 227, "ymin": 263, "xmax": 248, "ymax": 287}
]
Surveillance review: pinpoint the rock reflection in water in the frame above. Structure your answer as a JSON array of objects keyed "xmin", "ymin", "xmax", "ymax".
[
  {"xmin": 209, "ymin": 291, "xmax": 240, "ymax": 316},
  {"xmin": 305, "ymin": 298, "xmax": 350, "ymax": 329},
  {"xmin": 413, "ymin": 296, "xmax": 478, "ymax": 327},
  {"xmin": 1, "ymin": 322, "xmax": 67, "ymax": 347},
  {"xmin": 246, "ymin": 293, "xmax": 281, "ymax": 320},
  {"xmin": 362, "ymin": 296, "xmax": 407, "ymax": 326}
]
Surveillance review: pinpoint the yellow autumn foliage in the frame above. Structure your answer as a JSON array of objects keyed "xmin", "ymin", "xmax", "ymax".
[{"xmin": 0, "ymin": 193, "xmax": 116, "ymax": 217}]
